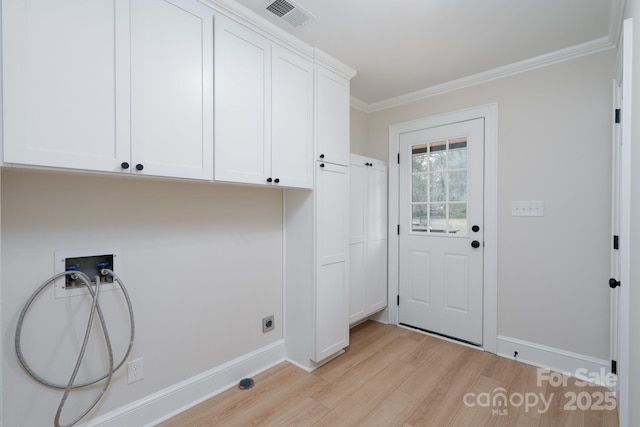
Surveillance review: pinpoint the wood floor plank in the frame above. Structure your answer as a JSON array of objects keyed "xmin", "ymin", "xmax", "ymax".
[
  {"xmin": 159, "ymin": 363, "xmax": 305, "ymax": 426},
  {"xmin": 312, "ymin": 322, "xmax": 402, "ymax": 383},
  {"xmin": 449, "ymin": 375, "xmax": 506, "ymax": 426},
  {"xmin": 311, "ymin": 335, "xmax": 414, "ymax": 409},
  {"xmin": 538, "ymin": 375, "xmax": 619, "ymax": 427},
  {"xmin": 403, "ymin": 347, "xmax": 493, "ymax": 426},
  {"xmin": 397, "ymin": 339, "xmax": 467, "ymax": 400},
  {"xmin": 480, "ymin": 353, "xmax": 522, "ymax": 386},
  {"xmin": 160, "ymin": 321, "xmax": 618, "ymax": 427},
  {"xmin": 218, "ymin": 372, "xmax": 328, "ymax": 426},
  {"xmin": 396, "ymin": 332, "xmax": 444, "ymax": 367},
  {"xmin": 358, "ymin": 391, "xmax": 421, "ymax": 427},
  {"xmin": 259, "ymin": 397, "xmax": 329, "ymax": 427},
  {"xmin": 488, "ymin": 362, "xmax": 548, "ymax": 427},
  {"xmin": 539, "ymin": 375, "xmax": 585, "ymax": 427},
  {"xmin": 312, "ymin": 360, "xmax": 416, "ymax": 426}
]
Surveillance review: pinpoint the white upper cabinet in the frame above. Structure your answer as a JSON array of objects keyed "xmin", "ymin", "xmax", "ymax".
[
  {"xmin": 271, "ymin": 46, "xmax": 314, "ymax": 189},
  {"xmin": 214, "ymin": 16, "xmax": 313, "ymax": 188},
  {"xmin": 2, "ymin": 0, "xmax": 214, "ymax": 180},
  {"xmin": 2, "ymin": 0, "xmax": 130, "ymax": 172},
  {"xmin": 214, "ymin": 15, "xmax": 271, "ymax": 185},
  {"xmin": 131, "ymin": 0, "xmax": 214, "ymax": 180},
  {"xmin": 315, "ymin": 65, "xmax": 350, "ymax": 166}
]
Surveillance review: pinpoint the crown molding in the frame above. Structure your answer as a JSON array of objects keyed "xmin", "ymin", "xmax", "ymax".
[
  {"xmin": 350, "ymin": 97, "xmax": 370, "ymax": 112},
  {"xmin": 353, "ymin": 36, "xmax": 616, "ymax": 113},
  {"xmin": 200, "ymin": 0, "xmax": 357, "ymax": 78},
  {"xmin": 314, "ymin": 48, "xmax": 357, "ymax": 80},
  {"xmin": 199, "ymin": 0, "xmax": 314, "ymax": 58}
]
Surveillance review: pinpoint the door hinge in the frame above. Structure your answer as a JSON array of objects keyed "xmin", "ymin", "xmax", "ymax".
[
  {"xmin": 613, "ymin": 235, "xmax": 619, "ymax": 250},
  {"xmin": 397, "ymin": 224, "xmax": 400, "ymax": 235},
  {"xmin": 397, "ymin": 153, "xmax": 400, "ymax": 164},
  {"xmin": 397, "ymin": 295, "xmax": 400, "ymax": 306},
  {"xmin": 612, "ymin": 359, "xmax": 618, "ymax": 375},
  {"xmin": 615, "ymin": 108, "xmax": 621, "ymax": 124}
]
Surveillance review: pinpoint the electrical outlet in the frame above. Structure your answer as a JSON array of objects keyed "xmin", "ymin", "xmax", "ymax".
[
  {"xmin": 262, "ymin": 315, "xmax": 275, "ymax": 333},
  {"xmin": 127, "ymin": 357, "xmax": 144, "ymax": 384}
]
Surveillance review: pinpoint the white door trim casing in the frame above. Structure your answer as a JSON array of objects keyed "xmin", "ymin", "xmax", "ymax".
[
  {"xmin": 388, "ymin": 103, "xmax": 498, "ymax": 353},
  {"xmin": 615, "ymin": 17, "xmax": 632, "ymax": 427}
]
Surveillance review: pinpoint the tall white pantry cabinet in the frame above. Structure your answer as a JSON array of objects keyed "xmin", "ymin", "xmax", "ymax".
[
  {"xmin": 285, "ymin": 62, "xmax": 355, "ymax": 370},
  {"xmin": 349, "ymin": 155, "xmax": 388, "ymax": 325}
]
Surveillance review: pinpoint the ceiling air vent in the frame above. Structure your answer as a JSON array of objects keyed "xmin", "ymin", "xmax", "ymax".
[{"xmin": 265, "ymin": 0, "xmax": 315, "ymax": 27}]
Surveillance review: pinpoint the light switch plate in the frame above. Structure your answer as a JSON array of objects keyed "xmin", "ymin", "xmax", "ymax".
[{"xmin": 511, "ymin": 201, "xmax": 544, "ymax": 217}]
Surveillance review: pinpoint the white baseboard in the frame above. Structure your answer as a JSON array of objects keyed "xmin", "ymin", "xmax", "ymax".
[
  {"xmin": 84, "ymin": 340, "xmax": 286, "ymax": 427},
  {"xmin": 496, "ymin": 335, "xmax": 611, "ymax": 386}
]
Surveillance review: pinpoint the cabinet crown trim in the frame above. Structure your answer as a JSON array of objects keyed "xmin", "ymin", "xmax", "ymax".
[
  {"xmin": 199, "ymin": 0, "xmax": 356, "ymax": 79},
  {"xmin": 314, "ymin": 48, "xmax": 357, "ymax": 80}
]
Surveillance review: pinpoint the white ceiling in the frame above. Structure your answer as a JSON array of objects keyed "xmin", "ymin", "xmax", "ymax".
[{"xmin": 232, "ymin": 0, "xmax": 622, "ymax": 110}]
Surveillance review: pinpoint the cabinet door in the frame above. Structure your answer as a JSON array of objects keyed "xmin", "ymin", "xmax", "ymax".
[
  {"xmin": 214, "ymin": 16, "xmax": 271, "ymax": 185},
  {"xmin": 315, "ymin": 66, "xmax": 350, "ymax": 166},
  {"xmin": 130, "ymin": 0, "xmax": 213, "ymax": 180},
  {"xmin": 315, "ymin": 162, "xmax": 349, "ymax": 361},
  {"xmin": 2, "ymin": 0, "xmax": 130, "ymax": 172},
  {"xmin": 349, "ymin": 163, "xmax": 367, "ymax": 323},
  {"xmin": 271, "ymin": 46, "xmax": 314, "ymax": 189},
  {"xmin": 366, "ymin": 163, "xmax": 388, "ymax": 313}
]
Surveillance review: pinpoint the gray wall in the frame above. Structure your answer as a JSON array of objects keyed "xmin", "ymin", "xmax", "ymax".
[
  {"xmin": 349, "ymin": 106, "xmax": 369, "ymax": 157},
  {"xmin": 1, "ymin": 170, "xmax": 283, "ymax": 426},
  {"xmin": 361, "ymin": 49, "xmax": 615, "ymax": 360}
]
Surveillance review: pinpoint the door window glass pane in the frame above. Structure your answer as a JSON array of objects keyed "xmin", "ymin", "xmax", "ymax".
[
  {"xmin": 429, "ymin": 172, "xmax": 446, "ymax": 202},
  {"xmin": 429, "ymin": 140, "xmax": 447, "ymax": 171},
  {"xmin": 449, "ymin": 138, "xmax": 467, "ymax": 169},
  {"xmin": 412, "ymin": 204, "xmax": 428, "ymax": 231},
  {"xmin": 412, "ymin": 175, "xmax": 428, "ymax": 202},
  {"xmin": 429, "ymin": 203, "xmax": 446, "ymax": 232},
  {"xmin": 448, "ymin": 171, "xmax": 467, "ymax": 201},
  {"xmin": 410, "ymin": 137, "xmax": 469, "ymax": 235},
  {"xmin": 412, "ymin": 143, "xmax": 429, "ymax": 173},
  {"xmin": 449, "ymin": 203, "xmax": 467, "ymax": 234}
]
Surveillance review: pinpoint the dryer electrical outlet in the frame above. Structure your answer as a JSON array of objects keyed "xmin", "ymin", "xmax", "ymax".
[{"xmin": 54, "ymin": 248, "xmax": 122, "ymax": 299}]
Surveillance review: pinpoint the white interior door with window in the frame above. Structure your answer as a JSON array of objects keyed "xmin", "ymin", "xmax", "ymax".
[{"xmin": 398, "ymin": 118, "xmax": 484, "ymax": 345}]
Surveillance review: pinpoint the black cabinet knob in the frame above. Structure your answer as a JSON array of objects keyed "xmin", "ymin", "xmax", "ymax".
[
  {"xmin": 274, "ymin": 178, "xmax": 280, "ymax": 183},
  {"xmin": 266, "ymin": 177, "xmax": 272, "ymax": 183},
  {"xmin": 136, "ymin": 164, "xmax": 144, "ymax": 171},
  {"xmin": 320, "ymin": 163, "xmax": 325, "ymax": 168},
  {"xmin": 319, "ymin": 154, "xmax": 325, "ymax": 159},
  {"xmin": 471, "ymin": 240, "xmax": 480, "ymax": 248},
  {"xmin": 609, "ymin": 278, "xmax": 621, "ymax": 288},
  {"xmin": 472, "ymin": 225, "xmax": 480, "ymax": 232},
  {"xmin": 121, "ymin": 162, "xmax": 130, "ymax": 170}
]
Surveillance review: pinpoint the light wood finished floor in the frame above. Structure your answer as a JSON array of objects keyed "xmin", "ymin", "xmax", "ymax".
[{"xmin": 159, "ymin": 321, "xmax": 618, "ymax": 426}]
